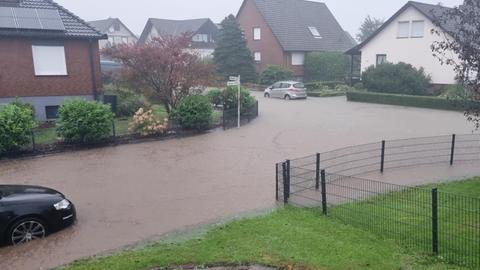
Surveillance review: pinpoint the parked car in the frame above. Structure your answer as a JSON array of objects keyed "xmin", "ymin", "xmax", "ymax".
[
  {"xmin": 264, "ymin": 81, "xmax": 307, "ymax": 100},
  {"xmin": 0, "ymin": 185, "xmax": 76, "ymax": 246}
]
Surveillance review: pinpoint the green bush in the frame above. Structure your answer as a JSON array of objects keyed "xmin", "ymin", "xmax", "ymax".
[
  {"xmin": 442, "ymin": 84, "xmax": 467, "ymax": 100},
  {"xmin": 223, "ymin": 87, "xmax": 256, "ymax": 114},
  {"xmin": 362, "ymin": 62, "xmax": 431, "ymax": 95},
  {"xmin": 11, "ymin": 98, "xmax": 36, "ymax": 117},
  {"xmin": 171, "ymin": 95, "xmax": 213, "ymax": 130},
  {"xmin": 0, "ymin": 104, "xmax": 37, "ymax": 154},
  {"xmin": 206, "ymin": 88, "xmax": 224, "ymax": 107},
  {"xmin": 346, "ymin": 91, "xmax": 470, "ymax": 111},
  {"xmin": 304, "ymin": 52, "xmax": 350, "ymax": 82},
  {"xmin": 56, "ymin": 99, "xmax": 114, "ymax": 143},
  {"xmin": 259, "ymin": 65, "xmax": 294, "ymax": 85},
  {"xmin": 104, "ymin": 85, "xmax": 149, "ymax": 117}
]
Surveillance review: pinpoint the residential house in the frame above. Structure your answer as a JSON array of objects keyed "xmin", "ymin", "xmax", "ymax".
[
  {"xmin": 88, "ymin": 18, "xmax": 138, "ymax": 49},
  {"xmin": 138, "ymin": 18, "xmax": 219, "ymax": 58},
  {"xmin": 237, "ymin": 0, "xmax": 356, "ymax": 80},
  {"xmin": 0, "ymin": 0, "xmax": 106, "ymax": 121},
  {"xmin": 346, "ymin": 1, "xmax": 458, "ymax": 85}
]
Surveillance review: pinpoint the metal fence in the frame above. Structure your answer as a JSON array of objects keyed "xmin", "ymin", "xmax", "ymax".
[
  {"xmin": 275, "ymin": 134, "xmax": 480, "ymax": 268},
  {"xmin": 223, "ymin": 100, "xmax": 259, "ymax": 130}
]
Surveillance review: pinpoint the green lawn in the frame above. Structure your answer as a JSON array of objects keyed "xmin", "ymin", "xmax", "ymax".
[
  {"xmin": 61, "ymin": 205, "xmax": 474, "ymax": 270},
  {"xmin": 329, "ymin": 177, "xmax": 480, "ymax": 268}
]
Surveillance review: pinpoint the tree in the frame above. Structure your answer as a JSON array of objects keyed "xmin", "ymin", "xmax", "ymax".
[
  {"xmin": 356, "ymin": 16, "xmax": 384, "ymax": 42},
  {"xmin": 103, "ymin": 34, "xmax": 214, "ymax": 113},
  {"xmin": 213, "ymin": 14, "xmax": 257, "ymax": 83},
  {"xmin": 431, "ymin": 0, "xmax": 480, "ymax": 128},
  {"xmin": 259, "ymin": 65, "xmax": 294, "ymax": 85},
  {"xmin": 304, "ymin": 52, "xmax": 350, "ymax": 82}
]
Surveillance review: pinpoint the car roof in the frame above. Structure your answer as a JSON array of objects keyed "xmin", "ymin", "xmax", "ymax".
[{"xmin": 276, "ymin": 81, "xmax": 303, "ymax": 84}]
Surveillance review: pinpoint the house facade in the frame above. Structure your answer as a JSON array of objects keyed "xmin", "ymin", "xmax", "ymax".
[
  {"xmin": 347, "ymin": 1, "xmax": 458, "ymax": 85},
  {"xmin": 237, "ymin": 0, "xmax": 355, "ymax": 80},
  {"xmin": 88, "ymin": 18, "xmax": 138, "ymax": 49},
  {"xmin": 138, "ymin": 18, "xmax": 219, "ymax": 58},
  {"xmin": 0, "ymin": 0, "xmax": 106, "ymax": 121}
]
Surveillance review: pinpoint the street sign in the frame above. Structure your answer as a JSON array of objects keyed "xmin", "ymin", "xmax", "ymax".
[
  {"xmin": 227, "ymin": 81, "xmax": 239, "ymax": 86},
  {"xmin": 229, "ymin": 76, "xmax": 239, "ymax": 81}
]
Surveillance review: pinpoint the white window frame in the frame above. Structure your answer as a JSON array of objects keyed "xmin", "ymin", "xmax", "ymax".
[
  {"xmin": 291, "ymin": 52, "xmax": 305, "ymax": 66},
  {"xmin": 31, "ymin": 44, "xmax": 68, "ymax": 76},
  {"xmin": 253, "ymin": 27, "xmax": 261, "ymax": 40},
  {"xmin": 376, "ymin": 54, "xmax": 387, "ymax": 66},
  {"xmin": 254, "ymin": 52, "xmax": 261, "ymax": 62},
  {"xmin": 397, "ymin": 21, "xmax": 410, "ymax": 38},
  {"xmin": 308, "ymin": 26, "xmax": 322, "ymax": 38},
  {"xmin": 411, "ymin": 20, "xmax": 425, "ymax": 38}
]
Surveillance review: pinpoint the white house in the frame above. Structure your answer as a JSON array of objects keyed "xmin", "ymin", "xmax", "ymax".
[
  {"xmin": 88, "ymin": 18, "xmax": 138, "ymax": 49},
  {"xmin": 347, "ymin": 1, "xmax": 459, "ymax": 85}
]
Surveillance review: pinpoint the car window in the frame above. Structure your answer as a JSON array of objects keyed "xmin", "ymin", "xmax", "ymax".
[
  {"xmin": 294, "ymin": 83, "xmax": 305, "ymax": 88},
  {"xmin": 272, "ymin": 82, "xmax": 281, "ymax": 89},
  {"xmin": 280, "ymin": 83, "xmax": 291, "ymax": 88}
]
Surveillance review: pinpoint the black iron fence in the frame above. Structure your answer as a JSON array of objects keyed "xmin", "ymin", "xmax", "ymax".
[
  {"xmin": 275, "ymin": 134, "xmax": 480, "ymax": 268},
  {"xmin": 223, "ymin": 100, "xmax": 259, "ymax": 130}
]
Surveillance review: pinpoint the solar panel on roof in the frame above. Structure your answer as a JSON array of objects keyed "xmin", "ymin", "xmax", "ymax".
[
  {"xmin": 0, "ymin": 7, "xmax": 16, "ymax": 29},
  {"xmin": 13, "ymin": 8, "xmax": 42, "ymax": 30},
  {"xmin": 0, "ymin": 7, "xmax": 64, "ymax": 31},
  {"xmin": 36, "ymin": 8, "xmax": 65, "ymax": 31}
]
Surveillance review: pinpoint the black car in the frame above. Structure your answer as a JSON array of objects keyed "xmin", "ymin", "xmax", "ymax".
[{"xmin": 0, "ymin": 185, "xmax": 76, "ymax": 246}]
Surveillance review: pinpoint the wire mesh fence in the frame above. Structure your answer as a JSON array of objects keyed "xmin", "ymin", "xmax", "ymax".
[{"xmin": 275, "ymin": 134, "xmax": 480, "ymax": 268}]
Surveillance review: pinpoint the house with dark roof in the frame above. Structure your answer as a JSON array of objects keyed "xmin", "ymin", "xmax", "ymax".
[
  {"xmin": 88, "ymin": 18, "xmax": 138, "ymax": 49},
  {"xmin": 237, "ymin": 0, "xmax": 356, "ymax": 80},
  {"xmin": 138, "ymin": 18, "xmax": 219, "ymax": 58},
  {"xmin": 346, "ymin": 1, "xmax": 458, "ymax": 85},
  {"xmin": 0, "ymin": 0, "xmax": 106, "ymax": 120}
]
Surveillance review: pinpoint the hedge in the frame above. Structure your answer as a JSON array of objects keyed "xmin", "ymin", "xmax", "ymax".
[{"xmin": 346, "ymin": 91, "xmax": 471, "ymax": 111}]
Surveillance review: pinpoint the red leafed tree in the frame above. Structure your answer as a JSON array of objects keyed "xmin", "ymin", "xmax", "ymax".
[{"xmin": 103, "ymin": 34, "xmax": 215, "ymax": 113}]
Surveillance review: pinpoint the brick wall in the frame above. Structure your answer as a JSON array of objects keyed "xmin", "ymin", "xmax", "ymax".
[{"xmin": 0, "ymin": 37, "xmax": 102, "ymax": 98}]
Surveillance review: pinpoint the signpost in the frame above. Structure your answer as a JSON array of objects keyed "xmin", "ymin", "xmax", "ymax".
[{"xmin": 228, "ymin": 75, "xmax": 241, "ymax": 128}]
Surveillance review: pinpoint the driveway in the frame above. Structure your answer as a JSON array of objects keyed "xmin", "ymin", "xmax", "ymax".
[{"xmin": 0, "ymin": 92, "xmax": 479, "ymax": 270}]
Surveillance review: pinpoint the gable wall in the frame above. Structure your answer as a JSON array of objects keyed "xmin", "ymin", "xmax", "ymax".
[{"xmin": 360, "ymin": 6, "xmax": 457, "ymax": 84}]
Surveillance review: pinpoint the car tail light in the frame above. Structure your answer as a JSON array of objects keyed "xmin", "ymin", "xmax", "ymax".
[{"xmin": 289, "ymin": 88, "xmax": 299, "ymax": 92}]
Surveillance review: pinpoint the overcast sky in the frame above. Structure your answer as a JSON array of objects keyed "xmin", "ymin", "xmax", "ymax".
[{"xmin": 55, "ymin": 0, "xmax": 463, "ymax": 37}]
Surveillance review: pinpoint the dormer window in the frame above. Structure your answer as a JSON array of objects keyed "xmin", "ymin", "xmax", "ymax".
[{"xmin": 308, "ymin": 26, "xmax": 322, "ymax": 38}]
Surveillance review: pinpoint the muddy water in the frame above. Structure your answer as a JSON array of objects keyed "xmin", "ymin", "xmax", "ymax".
[{"xmin": 0, "ymin": 93, "xmax": 478, "ymax": 270}]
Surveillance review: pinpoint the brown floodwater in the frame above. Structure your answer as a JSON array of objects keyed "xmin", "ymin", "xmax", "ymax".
[{"xmin": 0, "ymin": 93, "xmax": 479, "ymax": 270}]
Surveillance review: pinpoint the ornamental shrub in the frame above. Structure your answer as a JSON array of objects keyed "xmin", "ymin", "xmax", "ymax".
[
  {"xmin": 304, "ymin": 52, "xmax": 350, "ymax": 82},
  {"xmin": 56, "ymin": 99, "xmax": 114, "ymax": 143},
  {"xmin": 0, "ymin": 103, "xmax": 37, "ymax": 154},
  {"xmin": 223, "ymin": 87, "xmax": 256, "ymax": 114},
  {"xmin": 11, "ymin": 98, "xmax": 36, "ymax": 118},
  {"xmin": 128, "ymin": 108, "xmax": 168, "ymax": 136},
  {"xmin": 259, "ymin": 65, "xmax": 294, "ymax": 85},
  {"xmin": 362, "ymin": 62, "xmax": 431, "ymax": 95},
  {"xmin": 170, "ymin": 95, "xmax": 213, "ymax": 130},
  {"xmin": 104, "ymin": 84, "xmax": 149, "ymax": 117},
  {"xmin": 207, "ymin": 88, "xmax": 224, "ymax": 107}
]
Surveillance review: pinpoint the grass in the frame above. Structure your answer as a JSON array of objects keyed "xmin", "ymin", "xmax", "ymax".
[
  {"xmin": 60, "ymin": 186, "xmax": 479, "ymax": 270},
  {"xmin": 329, "ymin": 177, "xmax": 480, "ymax": 268}
]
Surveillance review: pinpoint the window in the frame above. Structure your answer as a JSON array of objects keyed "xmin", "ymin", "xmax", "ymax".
[
  {"xmin": 291, "ymin": 52, "xmax": 305, "ymax": 66},
  {"xmin": 376, "ymin": 54, "xmax": 387, "ymax": 65},
  {"xmin": 253, "ymin": 27, "xmax": 261, "ymax": 40},
  {"xmin": 397, "ymin": 21, "xmax": 410, "ymax": 38},
  {"xmin": 31, "ymin": 45, "xmax": 67, "ymax": 76},
  {"xmin": 272, "ymin": 82, "xmax": 281, "ymax": 89},
  {"xmin": 108, "ymin": 26, "xmax": 115, "ymax": 33},
  {"xmin": 308, "ymin": 26, "xmax": 322, "ymax": 38},
  {"xmin": 122, "ymin": 37, "xmax": 129, "ymax": 44},
  {"xmin": 192, "ymin": 34, "xmax": 208, "ymax": 42},
  {"xmin": 280, "ymin": 83, "xmax": 291, "ymax": 89},
  {"xmin": 45, "ymin": 106, "xmax": 60, "ymax": 119},
  {"xmin": 254, "ymin": 52, "xmax": 261, "ymax": 62},
  {"xmin": 294, "ymin": 83, "xmax": 305, "ymax": 88},
  {"xmin": 411, "ymin": 20, "xmax": 424, "ymax": 38}
]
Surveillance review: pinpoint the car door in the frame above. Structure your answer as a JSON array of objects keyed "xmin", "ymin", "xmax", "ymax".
[
  {"xmin": 271, "ymin": 82, "xmax": 282, "ymax": 98},
  {"xmin": 279, "ymin": 83, "xmax": 291, "ymax": 98}
]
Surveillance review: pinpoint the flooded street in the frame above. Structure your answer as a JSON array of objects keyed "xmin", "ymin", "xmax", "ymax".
[{"xmin": 0, "ymin": 92, "xmax": 479, "ymax": 270}]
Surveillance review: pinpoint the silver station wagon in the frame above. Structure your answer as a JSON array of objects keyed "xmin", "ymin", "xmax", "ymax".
[{"xmin": 264, "ymin": 81, "xmax": 307, "ymax": 100}]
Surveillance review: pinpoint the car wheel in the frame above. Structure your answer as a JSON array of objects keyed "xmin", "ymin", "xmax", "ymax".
[
  {"xmin": 264, "ymin": 93, "xmax": 270, "ymax": 98},
  {"xmin": 9, "ymin": 218, "xmax": 47, "ymax": 245},
  {"xmin": 285, "ymin": 95, "xmax": 291, "ymax": 100}
]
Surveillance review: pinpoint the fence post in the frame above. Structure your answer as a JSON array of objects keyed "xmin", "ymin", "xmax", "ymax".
[
  {"xmin": 282, "ymin": 161, "xmax": 290, "ymax": 203},
  {"xmin": 321, "ymin": 169, "xmax": 327, "ymax": 215},
  {"xmin": 31, "ymin": 130, "xmax": 36, "ymax": 151},
  {"xmin": 432, "ymin": 188, "xmax": 439, "ymax": 255},
  {"xmin": 112, "ymin": 119, "xmax": 116, "ymax": 138},
  {"xmin": 380, "ymin": 140, "xmax": 386, "ymax": 173},
  {"xmin": 450, "ymin": 134, "xmax": 456, "ymax": 166},
  {"xmin": 275, "ymin": 163, "xmax": 279, "ymax": 201},
  {"xmin": 222, "ymin": 106, "xmax": 226, "ymax": 130},
  {"xmin": 315, "ymin": 153, "xmax": 320, "ymax": 190}
]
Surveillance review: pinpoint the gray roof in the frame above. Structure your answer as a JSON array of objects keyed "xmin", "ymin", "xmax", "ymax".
[
  {"xmin": 0, "ymin": 0, "xmax": 105, "ymax": 39},
  {"xmin": 347, "ymin": 1, "xmax": 455, "ymax": 54},
  {"xmin": 149, "ymin": 18, "xmax": 210, "ymax": 36},
  {"xmin": 88, "ymin": 17, "xmax": 137, "ymax": 37},
  {"xmin": 249, "ymin": 0, "xmax": 355, "ymax": 52}
]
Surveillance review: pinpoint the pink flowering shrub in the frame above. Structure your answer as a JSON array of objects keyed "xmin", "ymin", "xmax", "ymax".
[{"xmin": 128, "ymin": 108, "xmax": 168, "ymax": 136}]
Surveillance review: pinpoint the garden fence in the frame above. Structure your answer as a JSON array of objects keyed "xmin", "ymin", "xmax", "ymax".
[
  {"xmin": 275, "ymin": 134, "xmax": 480, "ymax": 268},
  {"xmin": 222, "ymin": 100, "xmax": 259, "ymax": 130}
]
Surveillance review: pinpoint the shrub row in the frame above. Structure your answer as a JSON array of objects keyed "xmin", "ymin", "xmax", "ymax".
[{"xmin": 346, "ymin": 91, "xmax": 468, "ymax": 111}]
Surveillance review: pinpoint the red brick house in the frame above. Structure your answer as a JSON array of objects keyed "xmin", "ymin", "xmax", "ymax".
[
  {"xmin": 0, "ymin": 0, "xmax": 106, "ymax": 120},
  {"xmin": 237, "ymin": 0, "xmax": 355, "ymax": 80}
]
